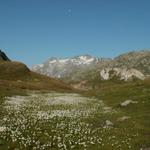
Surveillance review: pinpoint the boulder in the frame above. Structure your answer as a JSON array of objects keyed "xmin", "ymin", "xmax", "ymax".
[
  {"xmin": 104, "ymin": 120, "xmax": 114, "ymax": 127},
  {"xmin": 120, "ymin": 100, "xmax": 138, "ymax": 107},
  {"xmin": 117, "ymin": 116, "xmax": 131, "ymax": 122}
]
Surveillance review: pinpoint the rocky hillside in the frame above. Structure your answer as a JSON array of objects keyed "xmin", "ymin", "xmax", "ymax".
[
  {"xmin": 32, "ymin": 50, "xmax": 150, "ymax": 82},
  {"xmin": 100, "ymin": 68, "xmax": 145, "ymax": 81},
  {"xmin": 113, "ymin": 50, "xmax": 150, "ymax": 75}
]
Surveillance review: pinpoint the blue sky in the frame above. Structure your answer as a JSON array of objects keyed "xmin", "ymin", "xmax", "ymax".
[{"xmin": 0, "ymin": 0, "xmax": 150, "ymax": 66}]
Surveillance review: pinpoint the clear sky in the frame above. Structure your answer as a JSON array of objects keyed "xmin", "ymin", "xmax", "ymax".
[{"xmin": 0, "ymin": 0, "xmax": 150, "ymax": 66}]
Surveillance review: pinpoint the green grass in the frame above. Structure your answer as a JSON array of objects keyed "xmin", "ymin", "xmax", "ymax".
[{"xmin": 82, "ymin": 78, "xmax": 150, "ymax": 149}]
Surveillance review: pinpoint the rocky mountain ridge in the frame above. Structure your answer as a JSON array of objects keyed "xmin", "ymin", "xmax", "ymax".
[
  {"xmin": 32, "ymin": 50, "xmax": 150, "ymax": 81},
  {"xmin": 32, "ymin": 55, "xmax": 107, "ymax": 78}
]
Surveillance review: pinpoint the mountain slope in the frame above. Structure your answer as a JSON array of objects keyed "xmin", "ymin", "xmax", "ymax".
[
  {"xmin": 0, "ymin": 61, "xmax": 30, "ymax": 80},
  {"xmin": 113, "ymin": 50, "xmax": 150, "ymax": 75},
  {"xmin": 0, "ymin": 50, "xmax": 72, "ymax": 91}
]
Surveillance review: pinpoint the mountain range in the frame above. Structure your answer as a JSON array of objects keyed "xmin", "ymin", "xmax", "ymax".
[
  {"xmin": 1, "ymin": 49, "xmax": 149, "ymax": 91},
  {"xmin": 32, "ymin": 55, "xmax": 103, "ymax": 78},
  {"xmin": 32, "ymin": 50, "xmax": 150, "ymax": 82}
]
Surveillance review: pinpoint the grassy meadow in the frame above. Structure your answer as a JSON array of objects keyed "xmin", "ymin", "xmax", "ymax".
[{"xmin": 0, "ymin": 77, "xmax": 150, "ymax": 150}]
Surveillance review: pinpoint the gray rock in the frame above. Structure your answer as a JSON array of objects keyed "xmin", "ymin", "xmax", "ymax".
[
  {"xmin": 105, "ymin": 120, "xmax": 114, "ymax": 126},
  {"xmin": 120, "ymin": 100, "xmax": 138, "ymax": 107},
  {"xmin": 0, "ymin": 50, "xmax": 10, "ymax": 61},
  {"xmin": 117, "ymin": 116, "xmax": 131, "ymax": 121},
  {"xmin": 100, "ymin": 67, "xmax": 145, "ymax": 81}
]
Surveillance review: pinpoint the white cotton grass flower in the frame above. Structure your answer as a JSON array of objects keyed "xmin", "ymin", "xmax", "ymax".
[{"xmin": 0, "ymin": 126, "xmax": 6, "ymax": 132}]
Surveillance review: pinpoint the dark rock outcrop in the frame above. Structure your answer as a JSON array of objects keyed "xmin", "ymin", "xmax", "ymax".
[{"xmin": 0, "ymin": 50, "xmax": 10, "ymax": 61}]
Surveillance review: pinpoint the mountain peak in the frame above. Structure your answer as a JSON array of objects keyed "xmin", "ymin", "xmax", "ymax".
[
  {"xmin": 32, "ymin": 55, "xmax": 98, "ymax": 78},
  {"xmin": 73, "ymin": 54, "xmax": 93, "ymax": 59},
  {"xmin": 45, "ymin": 55, "xmax": 98, "ymax": 65}
]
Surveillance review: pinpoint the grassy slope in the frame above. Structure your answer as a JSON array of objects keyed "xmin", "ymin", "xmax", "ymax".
[
  {"xmin": 81, "ymin": 78, "xmax": 150, "ymax": 148},
  {"xmin": 0, "ymin": 61, "xmax": 72, "ymax": 98}
]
